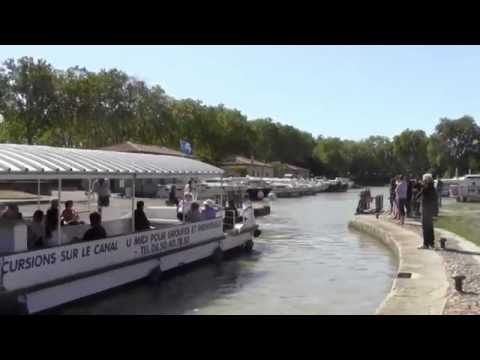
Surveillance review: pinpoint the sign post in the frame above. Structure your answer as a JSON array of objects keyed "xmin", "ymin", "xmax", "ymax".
[
  {"xmin": 0, "ymin": 255, "xmax": 4, "ymax": 290},
  {"xmin": 180, "ymin": 140, "xmax": 193, "ymax": 156}
]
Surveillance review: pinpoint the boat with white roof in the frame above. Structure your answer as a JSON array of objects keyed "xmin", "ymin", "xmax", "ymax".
[{"xmin": 0, "ymin": 144, "xmax": 260, "ymax": 314}]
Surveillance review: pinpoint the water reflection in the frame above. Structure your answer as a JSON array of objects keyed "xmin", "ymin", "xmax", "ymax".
[{"xmin": 58, "ymin": 187, "xmax": 396, "ymax": 315}]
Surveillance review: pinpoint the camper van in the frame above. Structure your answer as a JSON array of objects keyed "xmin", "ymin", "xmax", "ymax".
[{"xmin": 456, "ymin": 174, "xmax": 480, "ymax": 202}]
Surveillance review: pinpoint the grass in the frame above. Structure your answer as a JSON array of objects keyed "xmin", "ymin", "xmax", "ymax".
[{"xmin": 435, "ymin": 198, "xmax": 480, "ymax": 246}]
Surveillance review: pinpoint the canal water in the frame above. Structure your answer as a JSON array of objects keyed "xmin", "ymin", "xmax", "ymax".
[{"xmin": 57, "ymin": 187, "xmax": 397, "ymax": 315}]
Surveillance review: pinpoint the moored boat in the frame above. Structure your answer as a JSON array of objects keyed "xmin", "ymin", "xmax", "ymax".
[
  {"xmin": 324, "ymin": 178, "xmax": 349, "ymax": 192},
  {"xmin": 0, "ymin": 144, "xmax": 260, "ymax": 314}
]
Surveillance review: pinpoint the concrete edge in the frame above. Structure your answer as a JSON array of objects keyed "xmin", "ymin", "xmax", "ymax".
[
  {"xmin": 349, "ymin": 216, "xmax": 449, "ymax": 315},
  {"xmin": 348, "ymin": 219, "xmax": 400, "ymax": 314}
]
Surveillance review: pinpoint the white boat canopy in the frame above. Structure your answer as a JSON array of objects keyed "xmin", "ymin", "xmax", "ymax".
[{"xmin": 0, "ymin": 144, "xmax": 224, "ymax": 180}]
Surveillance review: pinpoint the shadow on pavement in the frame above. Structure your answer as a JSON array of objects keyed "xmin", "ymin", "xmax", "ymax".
[
  {"xmin": 458, "ymin": 290, "xmax": 479, "ymax": 296},
  {"xmin": 443, "ymin": 248, "xmax": 480, "ymax": 256}
]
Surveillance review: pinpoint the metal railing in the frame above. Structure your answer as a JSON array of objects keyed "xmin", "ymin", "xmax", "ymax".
[{"xmin": 224, "ymin": 209, "xmax": 246, "ymax": 227}]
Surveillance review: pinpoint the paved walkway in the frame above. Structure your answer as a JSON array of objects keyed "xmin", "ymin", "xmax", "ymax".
[
  {"xmin": 380, "ymin": 216, "xmax": 480, "ymax": 314},
  {"xmin": 349, "ymin": 215, "xmax": 449, "ymax": 315}
]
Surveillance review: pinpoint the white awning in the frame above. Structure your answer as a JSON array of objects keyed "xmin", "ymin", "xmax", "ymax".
[{"xmin": 0, "ymin": 144, "xmax": 224, "ymax": 180}]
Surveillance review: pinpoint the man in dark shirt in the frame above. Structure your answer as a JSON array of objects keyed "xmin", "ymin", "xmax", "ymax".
[
  {"xmin": 168, "ymin": 185, "xmax": 178, "ymax": 206},
  {"xmin": 83, "ymin": 212, "xmax": 107, "ymax": 241},
  {"xmin": 45, "ymin": 199, "xmax": 59, "ymax": 239},
  {"xmin": 134, "ymin": 201, "xmax": 153, "ymax": 231},
  {"xmin": 418, "ymin": 175, "xmax": 437, "ymax": 249}
]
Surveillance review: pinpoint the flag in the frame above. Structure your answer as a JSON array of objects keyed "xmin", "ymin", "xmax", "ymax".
[{"xmin": 180, "ymin": 140, "xmax": 192, "ymax": 155}]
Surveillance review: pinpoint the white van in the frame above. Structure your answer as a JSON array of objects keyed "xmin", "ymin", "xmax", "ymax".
[{"xmin": 456, "ymin": 174, "xmax": 480, "ymax": 202}]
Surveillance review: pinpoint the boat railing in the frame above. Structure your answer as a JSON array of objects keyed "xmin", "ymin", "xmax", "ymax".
[
  {"xmin": 225, "ymin": 209, "xmax": 243, "ymax": 225},
  {"xmin": 225, "ymin": 210, "xmax": 237, "ymax": 227}
]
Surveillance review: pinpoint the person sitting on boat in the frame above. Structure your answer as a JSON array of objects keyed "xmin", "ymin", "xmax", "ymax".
[
  {"xmin": 177, "ymin": 192, "xmax": 193, "ymax": 221},
  {"xmin": 168, "ymin": 185, "xmax": 179, "ymax": 206},
  {"xmin": 45, "ymin": 199, "xmax": 60, "ymax": 239},
  {"xmin": 61, "ymin": 200, "xmax": 83, "ymax": 226},
  {"xmin": 83, "ymin": 212, "xmax": 107, "ymax": 241},
  {"xmin": 2, "ymin": 204, "xmax": 23, "ymax": 221},
  {"xmin": 135, "ymin": 201, "xmax": 154, "ymax": 231},
  {"xmin": 186, "ymin": 202, "xmax": 202, "ymax": 223},
  {"xmin": 28, "ymin": 210, "xmax": 45, "ymax": 249},
  {"xmin": 202, "ymin": 199, "xmax": 217, "ymax": 220}
]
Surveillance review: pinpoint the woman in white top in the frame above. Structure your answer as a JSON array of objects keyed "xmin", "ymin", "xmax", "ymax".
[
  {"xmin": 177, "ymin": 192, "xmax": 193, "ymax": 221},
  {"xmin": 184, "ymin": 179, "xmax": 196, "ymax": 199}
]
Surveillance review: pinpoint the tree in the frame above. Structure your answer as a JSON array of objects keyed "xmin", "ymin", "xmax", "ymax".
[
  {"xmin": 392, "ymin": 129, "xmax": 430, "ymax": 176},
  {"xmin": 433, "ymin": 116, "xmax": 480, "ymax": 176},
  {"xmin": 250, "ymin": 118, "xmax": 280, "ymax": 162},
  {"xmin": 313, "ymin": 137, "xmax": 350, "ymax": 177},
  {"xmin": 427, "ymin": 134, "xmax": 450, "ymax": 177},
  {"xmin": 0, "ymin": 57, "xmax": 59, "ymax": 144},
  {"xmin": 7, "ymin": 56, "xmax": 479, "ymax": 183}
]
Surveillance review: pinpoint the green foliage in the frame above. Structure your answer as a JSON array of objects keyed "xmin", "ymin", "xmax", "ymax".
[
  {"xmin": 0, "ymin": 57, "xmax": 58, "ymax": 144},
  {"xmin": 313, "ymin": 137, "xmax": 350, "ymax": 177},
  {"xmin": 432, "ymin": 116, "xmax": 480, "ymax": 175},
  {"xmin": 392, "ymin": 129, "xmax": 430, "ymax": 176},
  {"xmin": 1, "ymin": 57, "xmax": 480, "ymax": 182},
  {"xmin": 427, "ymin": 134, "xmax": 450, "ymax": 177}
]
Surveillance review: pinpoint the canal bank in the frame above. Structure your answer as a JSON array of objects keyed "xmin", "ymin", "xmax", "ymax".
[
  {"xmin": 350, "ymin": 211, "xmax": 480, "ymax": 315},
  {"xmin": 349, "ymin": 215, "xmax": 449, "ymax": 315}
]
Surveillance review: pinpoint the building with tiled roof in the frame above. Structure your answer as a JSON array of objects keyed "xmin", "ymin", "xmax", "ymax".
[{"xmin": 220, "ymin": 155, "xmax": 274, "ymax": 177}]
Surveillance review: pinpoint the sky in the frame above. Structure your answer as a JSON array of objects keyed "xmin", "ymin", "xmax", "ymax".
[{"xmin": 0, "ymin": 45, "xmax": 479, "ymax": 140}]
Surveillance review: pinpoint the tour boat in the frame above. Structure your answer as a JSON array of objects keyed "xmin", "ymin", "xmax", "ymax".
[{"xmin": 0, "ymin": 144, "xmax": 260, "ymax": 314}]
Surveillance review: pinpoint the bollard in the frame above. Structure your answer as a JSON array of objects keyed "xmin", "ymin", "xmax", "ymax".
[
  {"xmin": 453, "ymin": 275, "xmax": 466, "ymax": 292},
  {"xmin": 375, "ymin": 195, "xmax": 384, "ymax": 213},
  {"xmin": 440, "ymin": 237, "xmax": 447, "ymax": 249}
]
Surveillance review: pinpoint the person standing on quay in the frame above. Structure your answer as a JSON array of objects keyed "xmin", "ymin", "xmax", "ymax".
[
  {"xmin": 395, "ymin": 175, "xmax": 408, "ymax": 225},
  {"xmin": 417, "ymin": 174, "xmax": 437, "ymax": 249},
  {"xmin": 406, "ymin": 175, "xmax": 413, "ymax": 217},
  {"xmin": 389, "ymin": 177, "xmax": 396, "ymax": 215},
  {"xmin": 412, "ymin": 177, "xmax": 423, "ymax": 218},
  {"xmin": 392, "ymin": 176, "xmax": 401, "ymax": 219}
]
